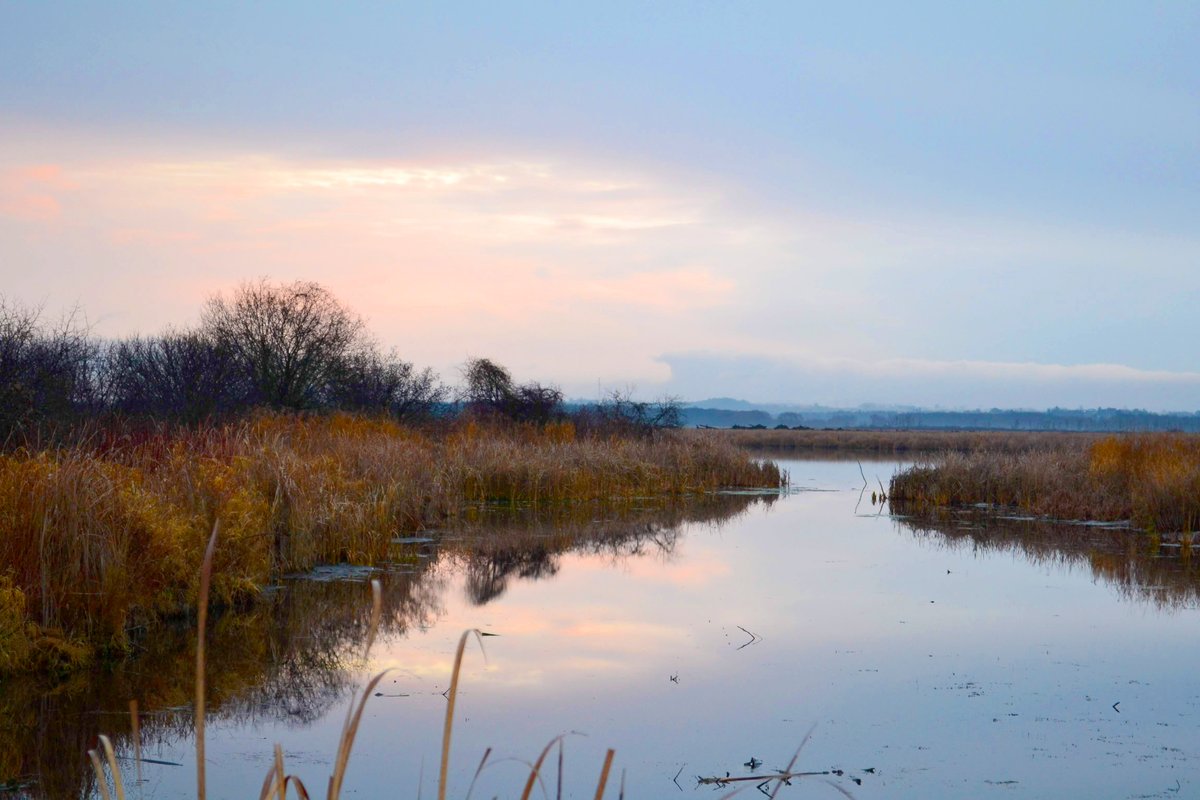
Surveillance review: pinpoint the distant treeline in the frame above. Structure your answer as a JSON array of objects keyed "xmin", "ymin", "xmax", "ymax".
[
  {"xmin": 0, "ymin": 280, "xmax": 680, "ymax": 443},
  {"xmin": 682, "ymin": 406, "xmax": 1200, "ymax": 433}
]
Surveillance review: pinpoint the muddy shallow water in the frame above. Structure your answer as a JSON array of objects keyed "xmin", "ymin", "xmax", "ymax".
[{"xmin": 6, "ymin": 458, "xmax": 1200, "ymax": 799}]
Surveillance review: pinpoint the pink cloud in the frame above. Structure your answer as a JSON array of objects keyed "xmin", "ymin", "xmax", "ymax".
[{"xmin": 0, "ymin": 163, "xmax": 72, "ymax": 221}]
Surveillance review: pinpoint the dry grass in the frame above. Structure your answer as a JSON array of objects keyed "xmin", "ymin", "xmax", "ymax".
[
  {"xmin": 0, "ymin": 413, "xmax": 781, "ymax": 674},
  {"xmin": 889, "ymin": 433, "xmax": 1200, "ymax": 531},
  {"xmin": 719, "ymin": 427, "xmax": 1105, "ymax": 454}
]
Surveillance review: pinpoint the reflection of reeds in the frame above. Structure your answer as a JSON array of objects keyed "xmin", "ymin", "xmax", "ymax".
[
  {"xmin": 890, "ymin": 434, "xmax": 1200, "ymax": 532},
  {"xmin": 1, "ymin": 494, "xmax": 768, "ymax": 797},
  {"xmin": 0, "ymin": 559, "xmax": 443, "ymax": 797},
  {"xmin": 84, "ymin": 557, "xmax": 620, "ymax": 800},
  {"xmin": 895, "ymin": 511, "xmax": 1200, "ymax": 610},
  {"xmin": 0, "ymin": 413, "xmax": 780, "ymax": 674},
  {"xmin": 448, "ymin": 494, "xmax": 765, "ymax": 605}
]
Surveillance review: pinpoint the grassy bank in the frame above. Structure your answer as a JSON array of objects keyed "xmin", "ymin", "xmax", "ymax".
[
  {"xmin": 889, "ymin": 434, "xmax": 1200, "ymax": 531},
  {"xmin": 724, "ymin": 427, "xmax": 1103, "ymax": 454},
  {"xmin": 0, "ymin": 413, "xmax": 781, "ymax": 675}
]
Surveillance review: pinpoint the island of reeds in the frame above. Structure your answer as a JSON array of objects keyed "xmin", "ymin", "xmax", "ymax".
[
  {"xmin": 888, "ymin": 433, "xmax": 1200, "ymax": 533},
  {"xmin": 0, "ymin": 281, "xmax": 781, "ymax": 675}
]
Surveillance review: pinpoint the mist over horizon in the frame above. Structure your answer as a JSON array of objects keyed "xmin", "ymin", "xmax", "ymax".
[{"xmin": 649, "ymin": 352, "xmax": 1200, "ymax": 414}]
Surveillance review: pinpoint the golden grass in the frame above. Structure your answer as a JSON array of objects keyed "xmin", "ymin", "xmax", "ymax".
[
  {"xmin": 890, "ymin": 433, "xmax": 1200, "ymax": 532},
  {"xmin": 0, "ymin": 413, "xmax": 781, "ymax": 675}
]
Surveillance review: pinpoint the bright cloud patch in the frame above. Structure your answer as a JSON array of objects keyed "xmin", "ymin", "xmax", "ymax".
[{"xmin": 0, "ymin": 148, "xmax": 755, "ymax": 390}]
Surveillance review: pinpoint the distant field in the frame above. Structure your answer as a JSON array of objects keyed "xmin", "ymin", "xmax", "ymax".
[{"xmin": 716, "ymin": 427, "xmax": 1106, "ymax": 454}]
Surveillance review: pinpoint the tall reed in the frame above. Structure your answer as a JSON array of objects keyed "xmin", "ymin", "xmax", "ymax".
[
  {"xmin": 0, "ymin": 413, "xmax": 782, "ymax": 674},
  {"xmin": 890, "ymin": 434, "xmax": 1200, "ymax": 532}
]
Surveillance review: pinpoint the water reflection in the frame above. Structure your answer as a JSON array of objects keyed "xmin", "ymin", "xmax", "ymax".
[
  {"xmin": 0, "ymin": 492, "xmax": 769, "ymax": 798},
  {"xmin": 452, "ymin": 494, "xmax": 763, "ymax": 605},
  {"xmin": 0, "ymin": 565, "xmax": 444, "ymax": 799},
  {"xmin": 894, "ymin": 511, "xmax": 1200, "ymax": 609}
]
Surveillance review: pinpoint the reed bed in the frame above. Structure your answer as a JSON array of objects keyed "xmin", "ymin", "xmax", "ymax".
[
  {"xmin": 0, "ymin": 413, "xmax": 781, "ymax": 674},
  {"xmin": 889, "ymin": 433, "xmax": 1200, "ymax": 532},
  {"xmin": 721, "ymin": 427, "xmax": 1104, "ymax": 454}
]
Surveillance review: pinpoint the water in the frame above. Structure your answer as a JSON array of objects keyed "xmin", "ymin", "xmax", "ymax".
[{"xmin": 8, "ymin": 458, "xmax": 1200, "ymax": 799}]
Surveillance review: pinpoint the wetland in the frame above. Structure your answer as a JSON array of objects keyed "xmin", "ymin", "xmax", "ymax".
[{"xmin": 6, "ymin": 457, "xmax": 1200, "ymax": 799}]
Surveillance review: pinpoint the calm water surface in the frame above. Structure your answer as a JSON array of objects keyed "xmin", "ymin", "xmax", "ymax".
[{"xmin": 16, "ymin": 458, "xmax": 1200, "ymax": 799}]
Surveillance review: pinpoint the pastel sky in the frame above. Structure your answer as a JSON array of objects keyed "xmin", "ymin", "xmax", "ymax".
[{"xmin": 1, "ymin": 2, "xmax": 1197, "ymax": 409}]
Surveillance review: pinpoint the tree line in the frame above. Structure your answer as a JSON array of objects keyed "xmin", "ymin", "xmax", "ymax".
[{"xmin": 0, "ymin": 280, "xmax": 680, "ymax": 442}]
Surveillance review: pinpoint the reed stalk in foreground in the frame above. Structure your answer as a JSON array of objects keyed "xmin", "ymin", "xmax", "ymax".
[{"xmin": 195, "ymin": 522, "xmax": 219, "ymax": 800}]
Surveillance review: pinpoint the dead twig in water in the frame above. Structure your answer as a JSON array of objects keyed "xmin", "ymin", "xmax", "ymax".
[
  {"xmin": 736, "ymin": 625, "xmax": 762, "ymax": 650},
  {"xmin": 769, "ymin": 725, "xmax": 815, "ymax": 800},
  {"xmin": 697, "ymin": 770, "xmax": 834, "ymax": 787}
]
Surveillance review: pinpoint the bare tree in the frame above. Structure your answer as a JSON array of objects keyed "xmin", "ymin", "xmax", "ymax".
[
  {"xmin": 460, "ymin": 357, "xmax": 515, "ymax": 411},
  {"xmin": 459, "ymin": 357, "xmax": 563, "ymax": 423},
  {"xmin": 104, "ymin": 330, "xmax": 251, "ymax": 421},
  {"xmin": 576, "ymin": 388, "xmax": 683, "ymax": 437},
  {"xmin": 327, "ymin": 347, "xmax": 446, "ymax": 420},
  {"xmin": 201, "ymin": 280, "xmax": 366, "ymax": 410},
  {"xmin": 0, "ymin": 298, "xmax": 96, "ymax": 439}
]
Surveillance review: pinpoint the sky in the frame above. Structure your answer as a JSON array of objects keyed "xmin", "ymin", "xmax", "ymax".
[{"xmin": 1, "ymin": 2, "xmax": 1197, "ymax": 409}]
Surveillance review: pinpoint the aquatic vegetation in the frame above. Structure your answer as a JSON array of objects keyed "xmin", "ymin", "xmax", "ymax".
[
  {"xmin": 0, "ymin": 413, "xmax": 780, "ymax": 675},
  {"xmin": 889, "ymin": 433, "xmax": 1200, "ymax": 532}
]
